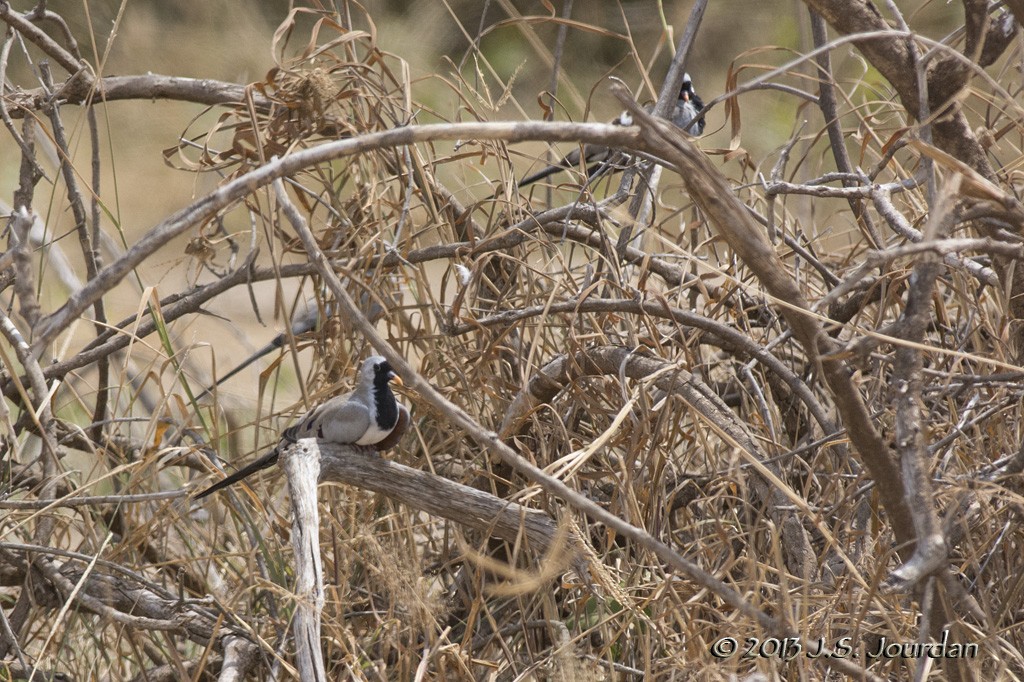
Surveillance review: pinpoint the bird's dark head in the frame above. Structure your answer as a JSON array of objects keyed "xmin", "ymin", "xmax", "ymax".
[
  {"xmin": 680, "ymin": 73, "xmax": 696, "ymax": 102},
  {"xmin": 375, "ymin": 359, "xmax": 402, "ymax": 388},
  {"xmin": 361, "ymin": 355, "xmax": 402, "ymax": 390},
  {"xmin": 362, "ymin": 356, "xmax": 403, "ymax": 432}
]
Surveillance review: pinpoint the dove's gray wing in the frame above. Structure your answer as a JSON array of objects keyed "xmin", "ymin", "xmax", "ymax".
[
  {"xmin": 317, "ymin": 398, "xmax": 373, "ymax": 444},
  {"xmin": 282, "ymin": 392, "xmax": 372, "ymax": 445}
]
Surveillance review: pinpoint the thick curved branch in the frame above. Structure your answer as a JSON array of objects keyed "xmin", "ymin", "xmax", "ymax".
[
  {"xmin": 28, "ymin": 120, "xmax": 647, "ymax": 353},
  {"xmin": 6, "ymin": 74, "xmax": 270, "ymax": 114},
  {"xmin": 316, "ymin": 443, "xmax": 575, "ymax": 560}
]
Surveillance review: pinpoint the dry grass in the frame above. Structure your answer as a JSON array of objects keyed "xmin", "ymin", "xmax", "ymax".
[{"xmin": 2, "ymin": 1, "xmax": 1024, "ymax": 680}]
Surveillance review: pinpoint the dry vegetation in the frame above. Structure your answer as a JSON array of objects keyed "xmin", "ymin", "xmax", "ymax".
[{"xmin": 3, "ymin": 0, "xmax": 1024, "ymax": 680}]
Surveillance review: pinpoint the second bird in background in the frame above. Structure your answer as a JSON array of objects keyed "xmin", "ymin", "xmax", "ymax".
[{"xmin": 516, "ymin": 73, "xmax": 706, "ymax": 188}]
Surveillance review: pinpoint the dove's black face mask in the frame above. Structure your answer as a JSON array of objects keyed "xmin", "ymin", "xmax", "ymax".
[{"xmin": 371, "ymin": 360, "xmax": 401, "ymax": 431}]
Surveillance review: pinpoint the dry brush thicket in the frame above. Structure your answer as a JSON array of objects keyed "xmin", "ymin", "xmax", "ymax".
[{"xmin": 3, "ymin": 1, "xmax": 1024, "ymax": 680}]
